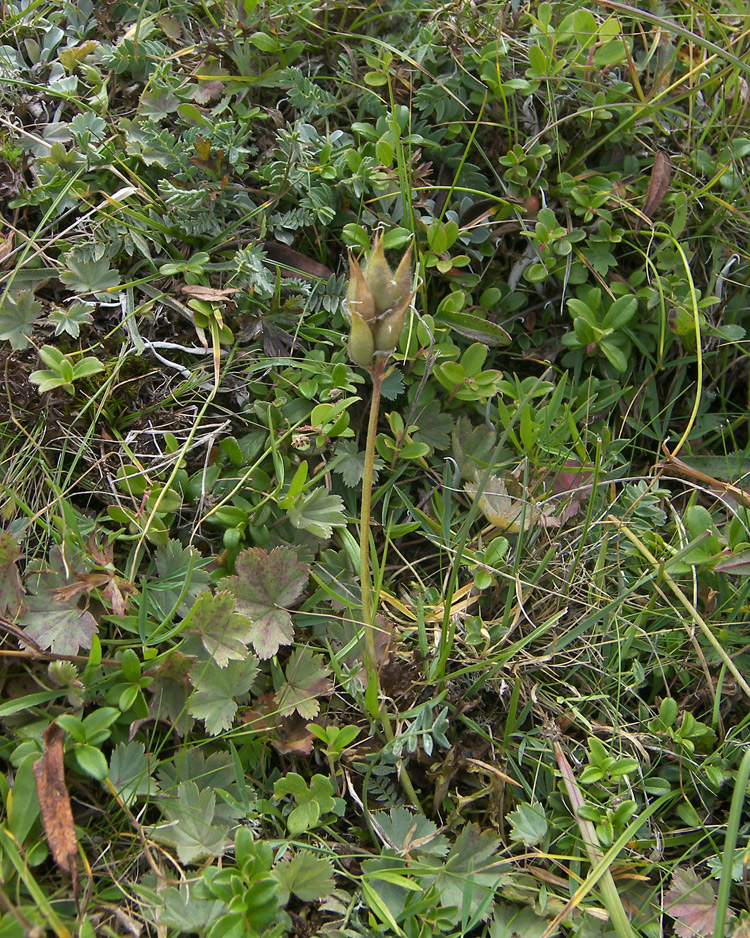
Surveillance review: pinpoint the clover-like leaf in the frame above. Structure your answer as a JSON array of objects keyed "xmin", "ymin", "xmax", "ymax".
[{"xmin": 224, "ymin": 547, "xmax": 309, "ymax": 659}]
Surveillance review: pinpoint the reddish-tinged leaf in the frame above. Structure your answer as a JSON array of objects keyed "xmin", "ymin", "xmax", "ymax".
[
  {"xmin": 715, "ymin": 550, "xmax": 750, "ymax": 576},
  {"xmin": 193, "ymin": 80, "xmax": 225, "ymax": 104},
  {"xmin": 183, "ymin": 590, "xmax": 255, "ymax": 667},
  {"xmin": 0, "ymin": 530, "xmax": 24, "ymax": 616},
  {"xmin": 275, "ymin": 647, "xmax": 332, "ymax": 719},
  {"xmin": 224, "ymin": 547, "xmax": 308, "ymax": 659},
  {"xmin": 665, "ymin": 868, "xmax": 726, "ymax": 938},
  {"xmin": 33, "ymin": 723, "xmax": 78, "ymax": 875},
  {"xmin": 548, "ymin": 460, "xmax": 594, "ymax": 522},
  {"xmin": 273, "ymin": 713, "xmax": 315, "ymax": 756}
]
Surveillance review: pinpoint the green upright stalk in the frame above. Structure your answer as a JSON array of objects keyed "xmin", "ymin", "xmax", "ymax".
[{"xmin": 359, "ymin": 362, "xmax": 384, "ymax": 689}]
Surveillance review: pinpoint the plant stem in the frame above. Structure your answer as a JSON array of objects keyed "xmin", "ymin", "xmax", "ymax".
[{"xmin": 360, "ymin": 361, "xmax": 384, "ymax": 688}]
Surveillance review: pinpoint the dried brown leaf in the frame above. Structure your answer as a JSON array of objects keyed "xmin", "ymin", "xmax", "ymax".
[
  {"xmin": 33, "ymin": 723, "xmax": 79, "ymax": 876},
  {"xmin": 636, "ymin": 150, "xmax": 671, "ymax": 233},
  {"xmin": 180, "ymin": 284, "xmax": 240, "ymax": 302}
]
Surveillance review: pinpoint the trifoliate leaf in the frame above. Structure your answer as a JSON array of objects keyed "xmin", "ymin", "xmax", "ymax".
[
  {"xmin": 0, "ymin": 291, "xmax": 42, "ymax": 349},
  {"xmin": 275, "ymin": 647, "xmax": 332, "ymax": 720},
  {"xmin": 188, "ymin": 655, "xmax": 258, "ymax": 735},
  {"xmin": 274, "ymin": 773, "xmax": 336, "ymax": 835},
  {"xmin": 507, "ymin": 802, "xmax": 548, "ymax": 846},
  {"xmin": 287, "ymin": 487, "xmax": 346, "ymax": 539},
  {"xmin": 0, "ymin": 531, "xmax": 24, "ymax": 616},
  {"xmin": 182, "ymin": 590, "xmax": 255, "ymax": 667},
  {"xmin": 150, "ymin": 781, "xmax": 229, "ymax": 864},
  {"xmin": 273, "ymin": 851, "xmax": 335, "ymax": 904},
  {"xmin": 224, "ymin": 547, "xmax": 308, "ymax": 659}
]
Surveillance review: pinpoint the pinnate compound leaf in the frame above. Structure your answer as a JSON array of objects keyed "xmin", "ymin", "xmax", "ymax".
[
  {"xmin": 287, "ymin": 487, "xmax": 346, "ymax": 539},
  {"xmin": 0, "ymin": 531, "xmax": 24, "ymax": 616},
  {"xmin": 273, "ymin": 851, "xmax": 335, "ymax": 904},
  {"xmin": 275, "ymin": 647, "xmax": 332, "ymax": 719},
  {"xmin": 188, "ymin": 655, "xmax": 258, "ymax": 735},
  {"xmin": 150, "ymin": 781, "xmax": 229, "ymax": 864},
  {"xmin": 183, "ymin": 590, "xmax": 254, "ymax": 667},
  {"xmin": 665, "ymin": 868, "xmax": 726, "ymax": 938},
  {"xmin": 0, "ymin": 291, "xmax": 42, "ymax": 349},
  {"xmin": 507, "ymin": 802, "xmax": 548, "ymax": 846},
  {"xmin": 225, "ymin": 547, "xmax": 308, "ymax": 659}
]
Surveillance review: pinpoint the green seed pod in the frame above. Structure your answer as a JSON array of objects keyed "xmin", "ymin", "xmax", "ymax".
[
  {"xmin": 389, "ymin": 242, "xmax": 414, "ymax": 309},
  {"xmin": 348, "ymin": 311, "xmax": 375, "ymax": 368},
  {"xmin": 364, "ymin": 234, "xmax": 396, "ymax": 315},
  {"xmin": 374, "ymin": 306, "xmax": 407, "ymax": 352},
  {"xmin": 347, "ymin": 252, "xmax": 375, "ymax": 321}
]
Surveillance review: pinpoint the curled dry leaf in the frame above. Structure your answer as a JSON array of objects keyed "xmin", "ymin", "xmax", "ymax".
[
  {"xmin": 180, "ymin": 285, "xmax": 240, "ymax": 302},
  {"xmin": 33, "ymin": 723, "xmax": 79, "ymax": 876},
  {"xmin": 636, "ymin": 150, "xmax": 671, "ymax": 233}
]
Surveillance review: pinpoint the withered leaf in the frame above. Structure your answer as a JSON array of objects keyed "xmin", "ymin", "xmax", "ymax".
[
  {"xmin": 180, "ymin": 285, "xmax": 240, "ymax": 302},
  {"xmin": 636, "ymin": 150, "xmax": 671, "ymax": 233},
  {"xmin": 262, "ymin": 241, "xmax": 333, "ymax": 281},
  {"xmin": 33, "ymin": 723, "xmax": 78, "ymax": 875}
]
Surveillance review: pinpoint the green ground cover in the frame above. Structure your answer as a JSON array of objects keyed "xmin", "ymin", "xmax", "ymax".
[{"xmin": 2, "ymin": 0, "xmax": 750, "ymax": 935}]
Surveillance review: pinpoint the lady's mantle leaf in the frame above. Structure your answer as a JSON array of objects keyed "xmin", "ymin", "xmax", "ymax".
[
  {"xmin": 149, "ymin": 781, "xmax": 229, "ymax": 864},
  {"xmin": 273, "ymin": 851, "xmax": 335, "ymax": 904},
  {"xmin": 507, "ymin": 802, "xmax": 548, "ymax": 846},
  {"xmin": 224, "ymin": 547, "xmax": 309, "ymax": 659},
  {"xmin": 275, "ymin": 647, "xmax": 332, "ymax": 719},
  {"xmin": 665, "ymin": 868, "xmax": 727, "ymax": 938},
  {"xmin": 17, "ymin": 548, "xmax": 98, "ymax": 655},
  {"xmin": 182, "ymin": 590, "xmax": 255, "ymax": 667},
  {"xmin": 188, "ymin": 656, "xmax": 259, "ymax": 735},
  {"xmin": 287, "ymin": 487, "xmax": 346, "ymax": 539}
]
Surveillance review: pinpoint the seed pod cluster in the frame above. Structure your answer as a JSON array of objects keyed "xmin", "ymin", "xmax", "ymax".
[{"xmin": 347, "ymin": 234, "xmax": 414, "ymax": 370}]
